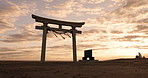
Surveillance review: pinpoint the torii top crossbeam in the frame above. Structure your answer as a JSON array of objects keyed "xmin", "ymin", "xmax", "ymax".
[
  {"xmin": 32, "ymin": 14, "xmax": 85, "ymax": 63},
  {"xmin": 32, "ymin": 14, "xmax": 85, "ymax": 27}
]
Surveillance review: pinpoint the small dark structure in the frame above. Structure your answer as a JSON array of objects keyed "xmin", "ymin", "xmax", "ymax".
[
  {"xmin": 79, "ymin": 49, "xmax": 98, "ymax": 62},
  {"xmin": 83, "ymin": 50, "xmax": 94, "ymax": 60}
]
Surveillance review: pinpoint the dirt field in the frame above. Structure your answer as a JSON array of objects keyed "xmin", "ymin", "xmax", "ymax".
[{"xmin": 1, "ymin": 59, "xmax": 148, "ymax": 78}]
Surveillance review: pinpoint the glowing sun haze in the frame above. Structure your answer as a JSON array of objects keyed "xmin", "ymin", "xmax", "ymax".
[{"xmin": 0, "ymin": 0, "xmax": 148, "ymax": 61}]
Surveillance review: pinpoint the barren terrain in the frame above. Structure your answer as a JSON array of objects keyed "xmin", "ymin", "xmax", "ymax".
[{"xmin": 1, "ymin": 59, "xmax": 148, "ymax": 78}]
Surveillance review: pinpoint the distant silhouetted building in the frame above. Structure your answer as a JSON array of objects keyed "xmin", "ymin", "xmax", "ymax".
[
  {"xmin": 79, "ymin": 49, "xmax": 98, "ymax": 62},
  {"xmin": 82, "ymin": 50, "xmax": 94, "ymax": 60}
]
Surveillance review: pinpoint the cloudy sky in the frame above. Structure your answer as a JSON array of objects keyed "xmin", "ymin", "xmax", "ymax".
[{"xmin": 0, "ymin": 0, "xmax": 148, "ymax": 61}]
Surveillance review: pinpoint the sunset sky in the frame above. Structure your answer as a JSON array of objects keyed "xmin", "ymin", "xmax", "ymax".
[{"xmin": 0, "ymin": 0, "xmax": 148, "ymax": 61}]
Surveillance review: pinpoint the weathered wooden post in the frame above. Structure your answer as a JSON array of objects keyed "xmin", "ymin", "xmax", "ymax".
[
  {"xmin": 72, "ymin": 27, "xmax": 77, "ymax": 62},
  {"xmin": 41, "ymin": 23, "xmax": 48, "ymax": 63}
]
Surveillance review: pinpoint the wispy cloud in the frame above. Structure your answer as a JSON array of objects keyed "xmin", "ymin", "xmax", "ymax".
[
  {"xmin": 44, "ymin": 0, "xmax": 76, "ymax": 18},
  {"xmin": 0, "ymin": 0, "xmax": 36, "ymax": 33},
  {"xmin": 1, "ymin": 22, "xmax": 41, "ymax": 43},
  {"xmin": 126, "ymin": 45, "xmax": 148, "ymax": 49},
  {"xmin": 130, "ymin": 25, "xmax": 148, "ymax": 34},
  {"xmin": 91, "ymin": 0, "xmax": 148, "ymax": 42},
  {"xmin": 1, "ymin": 34, "xmax": 42, "ymax": 43},
  {"xmin": 113, "ymin": 35, "xmax": 147, "ymax": 42},
  {"xmin": 110, "ymin": 30, "xmax": 123, "ymax": 34},
  {"xmin": 43, "ymin": 0, "xmax": 103, "ymax": 18},
  {"xmin": 79, "ymin": 0, "xmax": 105, "ymax": 4},
  {"xmin": 43, "ymin": 0, "xmax": 53, "ymax": 2},
  {"xmin": 0, "ymin": 46, "xmax": 40, "ymax": 60}
]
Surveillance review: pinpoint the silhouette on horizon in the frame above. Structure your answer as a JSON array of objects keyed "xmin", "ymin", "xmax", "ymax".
[
  {"xmin": 136, "ymin": 52, "xmax": 145, "ymax": 59},
  {"xmin": 79, "ymin": 49, "xmax": 98, "ymax": 62},
  {"xmin": 32, "ymin": 14, "xmax": 85, "ymax": 63}
]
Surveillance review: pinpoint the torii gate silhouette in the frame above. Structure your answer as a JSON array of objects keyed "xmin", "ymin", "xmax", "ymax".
[{"xmin": 32, "ymin": 14, "xmax": 85, "ymax": 63}]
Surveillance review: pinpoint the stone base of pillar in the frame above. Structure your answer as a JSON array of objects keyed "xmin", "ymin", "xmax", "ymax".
[{"xmin": 79, "ymin": 60, "xmax": 99, "ymax": 62}]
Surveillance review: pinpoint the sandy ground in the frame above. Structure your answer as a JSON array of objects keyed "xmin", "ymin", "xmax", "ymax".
[{"xmin": 1, "ymin": 59, "xmax": 148, "ymax": 78}]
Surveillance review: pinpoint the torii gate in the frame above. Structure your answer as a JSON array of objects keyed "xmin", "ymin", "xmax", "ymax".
[{"xmin": 32, "ymin": 14, "xmax": 85, "ymax": 63}]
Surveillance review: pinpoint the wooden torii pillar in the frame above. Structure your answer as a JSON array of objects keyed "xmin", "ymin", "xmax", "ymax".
[{"xmin": 32, "ymin": 14, "xmax": 85, "ymax": 63}]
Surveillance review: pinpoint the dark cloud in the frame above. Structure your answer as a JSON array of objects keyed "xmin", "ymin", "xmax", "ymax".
[
  {"xmin": 0, "ymin": 47, "xmax": 16, "ymax": 52},
  {"xmin": 124, "ymin": 0, "xmax": 147, "ymax": 8},
  {"xmin": 136, "ymin": 25, "xmax": 148, "ymax": 30},
  {"xmin": 83, "ymin": 29, "xmax": 99, "ymax": 34},
  {"xmin": 1, "ymin": 33, "xmax": 42, "ymax": 43},
  {"xmin": 113, "ymin": 0, "xmax": 147, "ymax": 16},
  {"xmin": 47, "ymin": 45, "xmax": 71, "ymax": 50},
  {"xmin": 0, "ymin": 46, "xmax": 40, "ymax": 52},
  {"xmin": 78, "ymin": 44, "xmax": 97, "ymax": 49},
  {"xmin": 137, "ymin": 46, "xmax": 148, "ymax": 49},
  {"xmin": 0, "ymin": 18, "xmax": 14, "ymax": 33},
  {"xmin": 133, "ymin": 16, "xmax": 148, "ymax": 24},
  {"xmin": 96, "ymin": 36, "xmax": 109, "ymax": 42},
  {"xmin": 82, "ymin": 29, "xmax": 107, "ymax": 34},
  {"xmin": 113, "ymin": 35, "xmax": 147, "ymax": 42},
  {"xmin": 1, "ymin": 25, "xmax": 56, "ymax": 43},
  {"xmin": 77, "ymin": 43, "xmax": 109, "ymax": 51},
  {"xmin": 0, "ymin": 51, "xmax": 30, "ymax": 55},
  {"xmin": 0, "ymin": 46, "xmax": 39, "ymax": 56},
  {"xmin": 97, "ymin": 0, "xmax": 147, "ymax": 24},
  {"xmin": 0, "ymin": 46, "xmax": 41, "ymax": 62},
  {"xmin": 93, "ymin": 47, "xmax": 110, "ymax": 50},
  {"xmin": 110, "ymin": 30, "xmax": 123, "ymax": 34},
  {"xmin": 126, "ymin": 45, "xmax": 148, "ymax": 49},
  {"xmin": 96, "ymin": 0, "xmax": 148, "ymax": 43},
  {"xmin": 46, "ymin": 43, "xmax": 105, "ymax": 51},
  {"xmin": 130, "ymin": 25, "xmax": 148, "ymax": 34},
  {"xmin": 48, "ymin": 44, "xmax": 100, "ymax": 51}
]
